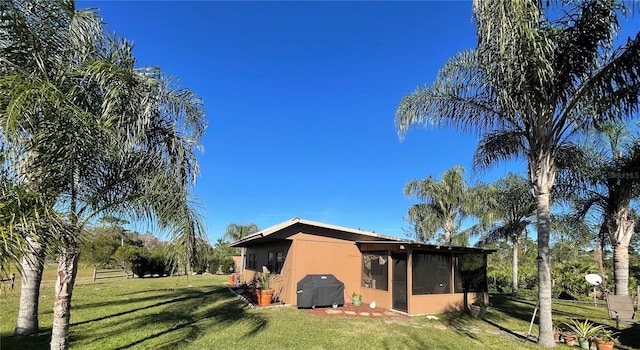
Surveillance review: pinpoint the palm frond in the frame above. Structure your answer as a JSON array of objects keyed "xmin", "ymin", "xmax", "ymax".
[
  {"xmin": 552, "ymin": 0, "xmax": 621, "ymax": 104},
  {"xmin": 473, "ymin": 130, "xmax": 526, "ymax": 170},
  {"xmin": 395, "ymin": 50, "xmax": 502, "ymax": 138}
]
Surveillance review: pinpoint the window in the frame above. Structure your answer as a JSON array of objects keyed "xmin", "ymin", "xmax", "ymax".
[
  {"xmin": 275, "ymin": 251, "xmax": 284, "ymax": 273},
  {"xmin": 246, "ymin": 253, "xmax": 257, "ymax": 270},
  {"xmin": 454, "ymin": 254, "xmax": 487, "ymax": 292},
  {"xmin": 362, "ymin": 252, "xmax": 388, "ymax": 291},
  {"xmin": 267, "ymin": 250, "xmax": 285, "ymax": 274},
  {"xmin": 412, "ymin": 252, "xmax": 451, "ymax": 295}
]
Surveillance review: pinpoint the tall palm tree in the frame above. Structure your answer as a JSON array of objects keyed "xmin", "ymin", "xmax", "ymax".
[
  {"xmin": 0, "ymin": 173, "xmax": 63, "ymax": 336},
  {"xmin": 472, "ymin": 173, "xmax": 536, "ymax": 293},
  {"xmin": 0, "ymin": 1, "xmax": 206, "ymax": 349},
  {"xmin": 395, "ymin": 1, "xmax": 640, "ymax": 345},
  {"xmin": 404, "ymin": 166, "xmax": 485, "ymax": 245},
  {"xmin": 0, "ymin": 0, "xmax": 102, "ymax": 336},
  {"xmin": 558, "ymin": 123, "xmax": 639, "ymax": 296},
  {"xmin": 224, "ymin": 223, "xmax": 260, "ymax": 242},
  {"xmin": 224, "ymin": 223, "xmax": 259, "ymax": 273}
]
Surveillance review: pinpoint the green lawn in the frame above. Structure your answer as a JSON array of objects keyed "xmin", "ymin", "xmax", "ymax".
[{"xmin": 1, "ymin": 267, "xmax": 637, "ymax": 349}]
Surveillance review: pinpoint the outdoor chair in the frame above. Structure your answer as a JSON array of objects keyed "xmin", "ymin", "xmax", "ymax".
[{"xmin": 606, "ymin": 294, "xmax": 639, "ymax": 329}]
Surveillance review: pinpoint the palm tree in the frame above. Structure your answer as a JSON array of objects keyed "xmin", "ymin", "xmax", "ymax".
[
  {"xmin": 472, "ymin": 173, "xmax": 536, "ymax": 293},
  {"xmin": 0, "ymin": 1, "xmax": 207, "ymax": 349},
  {"xmin": 558, "ymin": 123, "xmax": 639, "ymax": 295},
  {"xmin": 395, "ymin": 1, "xmax": 640, "ymax": 345},
  {"xmin": 0, "ymin": 0, "xmax": 101, "ymax": 336},
  {"xmin": 224, "ymin": 223, "xmax": 260, "ymax": 242},
  {"xmin": 0, "ymin": 174, "xmax": 63, "ymax": 336},
  {"xmin": 404, "ymin": 166, "xmax": 485, "ymax": 245},
  {"xmin": 224, "ymin": 223, "xmax": 259, "ymax": 273}
]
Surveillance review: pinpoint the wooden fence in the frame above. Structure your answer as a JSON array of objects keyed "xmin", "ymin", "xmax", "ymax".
[
  {"xmin": 93, "ymin": 268, "xmax": 129, "ymax": 282},
  {"xmin": 1, "ymin": 273, "xmax": 16, "ymax": 290}
]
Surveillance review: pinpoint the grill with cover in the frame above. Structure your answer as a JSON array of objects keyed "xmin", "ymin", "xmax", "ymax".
[{"xmin": 296, "ymin": 274, "xmax": 344, "ymax": 308}]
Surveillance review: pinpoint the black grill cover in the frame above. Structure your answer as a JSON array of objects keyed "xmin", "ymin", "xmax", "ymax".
[{"xmin": 296, "ymin": 274, "xmax": 344, "ymax": 308}]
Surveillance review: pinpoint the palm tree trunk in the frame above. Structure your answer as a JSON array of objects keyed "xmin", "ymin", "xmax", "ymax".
[
  {"xmin": 512, "ymin": 239, "xmax": 519, "ymax": 293},
  {"xmin": 444, "ymin": 218, "xmax": 454, "ymax": 245},
  {"xmin": 50, "ymin": 245, "xmax": 80, "ymax": 350},
  {"xmin": 608, "ymin": 206, "xmax": 634, "ymax": 296},
  {"xmin": 594, "ymin": 225, "xmax": 606, "ymax": 280},
  {"xmin": 14, "ymin": 234, "xmax": 44, "ymax": 336},
  {"xmin": 613, "ymin": 243, "xmax": 630, "ymax": 296},
  {"xmin": 535, "ymin": 190, "xmax": 555, "ymax": 347}
]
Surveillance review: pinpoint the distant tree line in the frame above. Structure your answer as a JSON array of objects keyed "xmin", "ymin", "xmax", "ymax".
[{"xmin": 80, "ymin": 223, "xmax": 235, "ymax": 277}]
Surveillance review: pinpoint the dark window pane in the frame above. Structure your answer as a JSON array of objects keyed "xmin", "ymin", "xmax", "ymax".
[
  {"xmin": 246, "ymin": 253, "xmax": 257, "ymax": 270},
  {"xmin": 268, "ymin": 252, "xmax": 275, "ymax": 272},
  {"xmin": 454, "ymin": 254, "xmax": 487, "ymax": 292},
  {"xmin": 362, "ymin": 252, "xmax": 388, "ymax": 291},
  {"xmin": 275, "ymin": 252, "xmax": 284, "ymax": 274},
  {"xmin": 412, "ymin": 252, "xmax": 451, "ymax": 295}
]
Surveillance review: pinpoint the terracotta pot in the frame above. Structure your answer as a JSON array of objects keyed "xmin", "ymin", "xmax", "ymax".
[
  {"xmin": 562, "ymin": 333, "xmax": 577, "ymax": 346},
  {"xmin": 228, "ymin": 273, "xmax": 240, "ymax": 286},
  {"xmin": 256, "ymin": 288, "xmax": 275, "ymax": 306},
  {"xmin": 595, "ymin": 339, "xmax": 615, "ymax": 350}
]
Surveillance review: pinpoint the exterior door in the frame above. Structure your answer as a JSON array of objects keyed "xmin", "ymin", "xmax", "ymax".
[{"xmin": 392, "ymin": 252, "xmax": 408, "ymax": 312}]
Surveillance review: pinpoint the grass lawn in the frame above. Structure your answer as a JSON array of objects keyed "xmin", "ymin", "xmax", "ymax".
[{"xmin": 1, "ymin": 266, "xmax": 637, "ymax": 349}]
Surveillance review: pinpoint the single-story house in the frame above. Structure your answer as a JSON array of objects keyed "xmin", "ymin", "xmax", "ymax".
[{"xmin": 229, "ymin": 218, "xmax": 494, "ymax": 315}]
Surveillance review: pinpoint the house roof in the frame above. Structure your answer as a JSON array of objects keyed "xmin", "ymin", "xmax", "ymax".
[
  {"xmin": 355, "ymin": 240, "xmax": 496, "ymax": 254},
  {"xmin": 229, "ymin": 218, "xmax": 404, "ymax": 247}
]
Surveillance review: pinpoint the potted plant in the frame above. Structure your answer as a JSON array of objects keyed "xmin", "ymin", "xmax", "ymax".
[
  {"xmin": 255, "ymin": 272, "xmax": 279, "ymax": 306},
  {"xmin": 594, "ymin": 328, "xmax": 617, "ymax": 350},
  {"xmin": 552, "ymin": 323, "xmax": 562, "ymax": 343},
  {"xmin": 363, "ymin": 276, "xmax": 372, "ymax": 288},
  {"xmin": 469, "ymin": 299, "xmax": 488, "ymax": 319},
  {"xmin": 351, "ymin": 292, "xmax": 362, "ymax": 306},
  {"xmin": 565, "ymin": 319, "xmax": 606, "ymax": 349},
  {"xmin": 228, "ymin": 271, "xmax": 241, "ymax": 287},
  {"xmin": 562, "ymin": 331, "xmax": 577, "ymax": 346}
]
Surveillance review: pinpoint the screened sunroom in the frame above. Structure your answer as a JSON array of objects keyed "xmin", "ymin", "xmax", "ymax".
[{"xmin": 356, "ymin": 242, "xmax": 494, "ymax": 315}]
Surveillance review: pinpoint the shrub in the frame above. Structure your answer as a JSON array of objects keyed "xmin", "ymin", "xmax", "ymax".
[
  {"xmin": 208, "ymin": 257, "xmax": 235, "ymax": 274},
  {"xmin": 113, "ymin": 245, "xmax": 146, "ymax": 270},
  {"xmin": 130, "ymin": 251, "xmax": 151, "ymax": 277}
]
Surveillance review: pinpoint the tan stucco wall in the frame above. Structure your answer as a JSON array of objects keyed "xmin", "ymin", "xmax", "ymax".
[
  {"xmin": 285, "ymin": 232, "xmax": 362, "ymax": 306},
  {"xmin": 360, "ymin": 286, "xmax": 392, "ymax": 310},
  {"xmin": 408, "ymin": 292, "xmax": 487, "ymax": 315},
  {"xmin": 242, "ymin": 232, "xmax": 363, "ymax": 306},
  {"xmin": 240, "ymin": 229, "xmax": 490, "ymax": 314},
  {"xmin": 231, "ymin": 256, "xmax": 242, "ymax": 273}
]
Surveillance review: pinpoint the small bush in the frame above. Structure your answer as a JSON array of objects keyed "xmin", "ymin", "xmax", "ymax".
[{"xmin": 129, "ymin": 251, "xmax": 170, "ymax": 277}]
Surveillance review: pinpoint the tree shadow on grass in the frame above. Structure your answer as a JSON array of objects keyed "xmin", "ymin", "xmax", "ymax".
[
  {"xmin": 72, "ymin": 288, "xmax": 215, "ymax": 325},
  {"xmin": 0, "ymin": 328, "xmax": 52, "ymax": 350},
  {"xmin": 70, "ymin": 286, "xmax": 267, "ymax": 349},
  {"xmin": 490, "ymin": 295, "xmax": 592, "ymax": 324},
  {"xmin": 2, "ymin": 285, "xmax": 266, "ymax": 350},
  {"xmin": 617, "ymin": 325, "xmax": 640, "ymax": 350},
  {"xmin": 71, "ymin": 288, "xmax": 205, "ymax": 311}
]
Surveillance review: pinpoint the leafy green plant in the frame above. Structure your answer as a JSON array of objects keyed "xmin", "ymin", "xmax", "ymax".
[
  {"xmin": 595, "ymin": 328, "xmax": 618, "ymax": 342},
  {"xmin": 256, "ymin": 272, "xmax": 279, "ymax": 290},
  {"xmin": 564, "ymin": 319, "xmax": 605, "ymax": 342},
  {"xmin": 471, "ymin": 299, "xmax": 488, "ymax": 309},
  {"xmin": 352, "ymin": 292, "xmax": 362, "ymax": 300}
]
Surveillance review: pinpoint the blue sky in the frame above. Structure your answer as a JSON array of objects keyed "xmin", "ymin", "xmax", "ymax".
[{"xmin": 76, "ymin": 1, "xmax": 635, "ymax": 243}]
